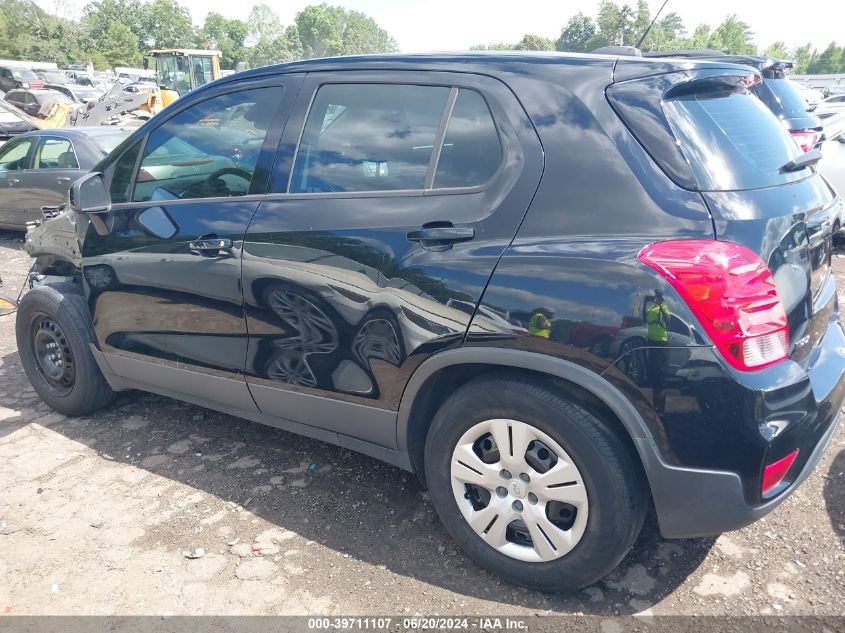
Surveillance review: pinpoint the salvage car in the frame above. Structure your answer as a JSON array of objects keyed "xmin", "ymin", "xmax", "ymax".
[
  {"xmin": 44, "ymin": 83, "xmax": 101, "ymax": 105},
  {"xmin": 17, "ymin": 52, "xmax": 845, "ymax": 592},
  {"xmin": 0, "ymin": 127, "xmax": 131, "ymax": 230},
  {"xmin": 0, "ymin": 103, "xmax": 36, "ymax": 139},
  {"xmin": 3, "ymin": 88, "xmax": 73, "ymax": 119},
  {"xmin": 0, "ymin": 65, "xmax": 44, "ymax": 92}
]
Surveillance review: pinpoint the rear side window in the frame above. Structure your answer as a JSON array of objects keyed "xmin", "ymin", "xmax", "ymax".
[
  {"xmin": 434, "ymin": 89, "xmax": 502, "ymax": 188},
  {"xmin": 34, "ymin": 137, "xmax": 77, "ymax": 169},
  {"xmin": 291, "ymin": 84, "xmax": 450, "ymax": 193},
  {"xmin": 663, "ymin": 88, "xmax": 806, "ymax": 191},
  {"xmin": 291, "ymin": 84, "xmax": 503, "ymax": 194}
]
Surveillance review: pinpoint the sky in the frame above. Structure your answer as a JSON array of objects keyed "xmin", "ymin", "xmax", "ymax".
[{"xmin": 38, "ymin": 0, "xmax": 845, "ymax": 53}]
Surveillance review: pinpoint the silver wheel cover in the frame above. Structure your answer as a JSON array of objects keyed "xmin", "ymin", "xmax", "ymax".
[{"xmin": 450, "ymin": 418, "xmax": 589, "ymax": 562}]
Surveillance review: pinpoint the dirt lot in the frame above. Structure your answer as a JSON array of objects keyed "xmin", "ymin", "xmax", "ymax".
[{"xmin": 0, "ymin": 229, "xmax": 843, "ymax": 617}]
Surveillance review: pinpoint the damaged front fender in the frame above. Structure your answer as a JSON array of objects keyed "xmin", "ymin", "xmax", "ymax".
[{"xmin": 24, "ymin": 205, "xmax": 84, "ymax": 279}]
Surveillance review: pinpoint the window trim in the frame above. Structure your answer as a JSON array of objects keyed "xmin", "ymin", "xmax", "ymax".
[
  {"xmin": 424, "ymin": 87, "xmax": 458, "ymax": 189},
  {"xmin": 285, "ymin": 79, "xmax": 505, "ymax": 197},
  {"xmin": 33, "ymin": 135, "xmax": 78, "ymax": 170}
]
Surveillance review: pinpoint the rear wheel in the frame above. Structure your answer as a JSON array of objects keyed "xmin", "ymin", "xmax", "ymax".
[
  {"xmin": 16, "ymin": 283, "xmax": 115, "ymax": 416},
  {"xmin": 424, "ymin": 374, "xmax": 647, "ymax": 591}
]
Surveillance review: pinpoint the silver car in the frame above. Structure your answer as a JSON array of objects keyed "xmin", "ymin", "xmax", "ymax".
[{"xmin": 0, "ymin": 127, "xmax": 131, "ymax": 230}]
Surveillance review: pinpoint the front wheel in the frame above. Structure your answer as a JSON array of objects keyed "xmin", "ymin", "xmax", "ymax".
[
  {"xmin": 16, "ymin": 283, "xmax": 116, "ymax": 416},
  {"xmin": 424, "ymin": 374, "xmax": 647, "ymax": 591}
]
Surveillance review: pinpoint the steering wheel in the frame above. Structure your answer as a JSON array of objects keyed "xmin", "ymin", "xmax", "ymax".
[{"xmin": 180, "ymin": 166, "xmax": 253, "ymax": 199}]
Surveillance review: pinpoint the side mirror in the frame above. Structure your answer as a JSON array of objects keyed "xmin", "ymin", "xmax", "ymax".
[{"xmin": 69, "ymin": 172, "xmax": 111, "ymax": 215}]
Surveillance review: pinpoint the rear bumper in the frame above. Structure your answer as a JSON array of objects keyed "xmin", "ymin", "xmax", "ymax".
[
  {"xmin": 646, "ymin": 318, "xmax": 845, "ymax": 539},
  {"xmin": 643, "ymin": 409, "xmax": 839, "ymax": 538}
]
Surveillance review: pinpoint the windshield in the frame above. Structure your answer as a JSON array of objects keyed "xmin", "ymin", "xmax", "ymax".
[
  {"xmin": 39, "ymin": 91, "xmax": 73, "ymax": 104},
  {"xmin": 663, "ymin": 87, "xmax": 808, "ymax": 191},
  {"xmin": 155, "ymin": 54, "xmax": 192, "ymax": 93},
  {"xmin": 12, "ymin": 68, "xmax": 38, "ymax": 81},
  {"xmin": 754, "ymin": 78, "xmax": 812, "ymax": 119},
  {"xmin": 72, "ymin": 88, "xmax": 99, "ymax": 102}
]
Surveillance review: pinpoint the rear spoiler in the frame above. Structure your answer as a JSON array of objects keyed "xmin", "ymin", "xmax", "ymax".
[{"xmin": 598, "ymin": 46, "xmax": 796, "ymax": 73}]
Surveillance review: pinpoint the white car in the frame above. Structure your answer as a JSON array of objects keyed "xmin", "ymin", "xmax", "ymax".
[
  {"xmin": 819, "ymin": 112, "xmax": 845, "ymax": 232},
  {"xmin": 814, "ymin": 94, "xmax": 845, "ymax": 120},
  {"xmin": 798, "ymin": 84, "xmax": 825, "ymax": 107}
]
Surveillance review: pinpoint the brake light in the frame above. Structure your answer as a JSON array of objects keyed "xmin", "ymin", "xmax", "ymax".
[
  {"xmin": 762, "ymin": 449, "xmax": 799, "ymax": 495},
  {"xmin": 790, "ymin": 130, "xmax": 819, "ymax": 153},
  {"xmin": 639, "ymin": 241, "xmax": 789, "ymax": 370}
]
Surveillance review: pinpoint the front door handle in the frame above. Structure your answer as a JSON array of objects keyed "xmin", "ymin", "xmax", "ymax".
[
  {"xmin": 189, "ymin": 235, "xmax": 233, "ymax": 257},
  {"xmin": 56, "ymin": 176, "xmax": 71, "ymax": 184},
  {"xmin": 407, "ymin": 226, "xmax": 475, "ymax": 251},
  {"xmin": 7, "ymin": 178, "xmax": 19, "ymax": 186}
]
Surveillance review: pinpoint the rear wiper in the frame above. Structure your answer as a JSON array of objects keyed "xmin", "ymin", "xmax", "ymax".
[{"xmin": 780, "ymin": 149, "xmax": 823, "ymax": 172}]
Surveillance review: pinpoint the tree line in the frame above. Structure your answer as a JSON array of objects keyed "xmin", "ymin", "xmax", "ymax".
[
  {"xmin": 0, "ymin": 0, "xmax": 397, "ymax": 70},
  {"xmin": 1, "ymin": 0, "xmax": 844, "ymax": 75},
  {"xmin": 472, "ymin": 0, "xmax": 845, "ymax": 75}
]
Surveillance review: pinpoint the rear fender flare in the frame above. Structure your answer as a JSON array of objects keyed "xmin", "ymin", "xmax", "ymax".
[{"xmin": 396, "ymin": 347, "xmax": 654, "ymax": 454}]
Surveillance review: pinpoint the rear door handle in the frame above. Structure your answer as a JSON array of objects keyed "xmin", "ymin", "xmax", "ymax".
[
  {"xmin": 56, "ymin": 176, "xmax": 71, "ymax": 184},
  {"xmin": 407, "ymin": 226, "xmax": 475, "ymax": 251},
  {"xmin": 189, "ymin": 236, "xmax": 233, "ymax": 256},
  {"xmin": 7, "ymin": 178, "xmax": 19, "ymax": 186}
]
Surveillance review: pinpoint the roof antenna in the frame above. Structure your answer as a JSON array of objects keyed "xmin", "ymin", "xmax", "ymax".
[{"xmin": 635, "ymin": 0, "xmax": 669, "ymax": 50}]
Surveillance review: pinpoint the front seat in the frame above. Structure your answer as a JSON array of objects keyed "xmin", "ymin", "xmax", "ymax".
[{"xmin": 56, "ymin": 151, "xmax": 79, "ymax": 169}]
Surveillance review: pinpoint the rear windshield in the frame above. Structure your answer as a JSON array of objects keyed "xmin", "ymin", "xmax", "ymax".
[
  {"xmin": 663, "ymin": 88, "xmax": 808, "ymax": 191},
  {"xmin": 92, "ymin": 132, "xmax": 131, "ymax": 155},
  {"xmin": 12, "ymin": 68, "xmax": 37, "ymax": 81},
  {"xmin": 754, "ymin": 78, "xmax": 811, "ymax": 119}
]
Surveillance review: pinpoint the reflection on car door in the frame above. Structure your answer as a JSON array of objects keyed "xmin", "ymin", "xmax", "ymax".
[
  {"xmin": 18, "ymin": 135, "xmax": 84, "ymax": 217},
  {"xmin": 241, "ymin": 71, "xmax": 544, "ymax": 449},
  {"xmin": 82, "ymin": 77, "xmax": 302, "ymax": 410},
  {"xmin": 0, "ymin": 136, "xmax": 35, "ymax": 229}
]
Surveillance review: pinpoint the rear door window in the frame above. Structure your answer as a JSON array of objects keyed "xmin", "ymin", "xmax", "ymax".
[
  {"xmin": 291, "ymin": 83, "xmax": 450, "ymax": 193},
  {"xmin": 34, "ymin": 137, "xmax": 78, "ymax": 169},
  {"xmin": 663, "ymin": 87, "xmax": 807, "ymax": 191},
  {"xmin": 434, "ymin": 88, "xmax": 502, "ymax": 188}
]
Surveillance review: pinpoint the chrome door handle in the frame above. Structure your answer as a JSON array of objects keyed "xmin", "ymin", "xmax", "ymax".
[
  {"xmin": 56, "ymin": 176, "xmax": 71, "ymax": 184},
  {"xmin": 8, "ymin": 178, "xmax": 19, "ymax": 185}
]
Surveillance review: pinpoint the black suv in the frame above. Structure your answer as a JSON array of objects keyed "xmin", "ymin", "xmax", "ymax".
[
  {"xmin": 642, "ymin": 51, "xmax": 824, "ymax": 153},
  {"xmin": 18, "ymin": 52, "xmax": 845, "ymax": 592}
]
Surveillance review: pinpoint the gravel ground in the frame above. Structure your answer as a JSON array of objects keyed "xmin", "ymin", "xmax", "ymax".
[{"xmin": 0, "ymin": 229, "xmax": 843, "ymax": 617}]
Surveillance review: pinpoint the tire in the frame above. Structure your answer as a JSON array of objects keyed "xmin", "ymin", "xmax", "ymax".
[
  {"xmin": 15, "ymin": 283, "xmax": 116, "ymax": 416},
  {"xmin": 424, "ymin": 374, "xmax": 647, "ymax": 591}
]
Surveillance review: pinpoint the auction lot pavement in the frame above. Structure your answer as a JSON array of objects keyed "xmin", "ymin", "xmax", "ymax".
[{"xmin": 0, "ymin": 230, "xmax": 843, "ymax": 617}]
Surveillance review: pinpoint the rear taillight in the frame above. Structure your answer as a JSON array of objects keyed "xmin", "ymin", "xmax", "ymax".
[
  {"xmin": 762, "ymin": 449, "xmax": 799, "ymax": 496},
  {"xmin": 790, "ymin": 130, "xmax": 819, "ymax": 153},
  {"xmin": 639, "ymin": 240, "xmax": 789, "ymax": 371}
]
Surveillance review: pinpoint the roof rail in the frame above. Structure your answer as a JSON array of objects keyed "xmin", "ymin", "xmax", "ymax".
[{"xmin": 641, "ymin": 49, "xmax": 727, "ymax": 58}]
